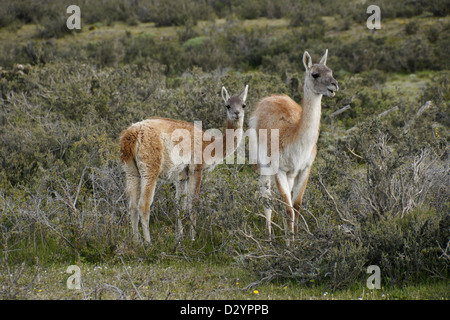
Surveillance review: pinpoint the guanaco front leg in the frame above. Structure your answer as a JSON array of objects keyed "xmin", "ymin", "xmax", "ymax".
[
  {"xmin": 275, "ymin": 171, "xmax": 295, "ymax": 246},
  {"xmin": 187, "ymin": 167, "xmax": 202, "ymax": 240}
]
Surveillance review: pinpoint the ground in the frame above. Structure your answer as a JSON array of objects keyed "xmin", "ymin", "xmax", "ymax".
[{"xmin": 3, "ymin": 259, "xmax": 448, "ymax": 300}]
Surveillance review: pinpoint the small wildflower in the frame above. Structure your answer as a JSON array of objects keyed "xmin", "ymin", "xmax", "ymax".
[
  {"xmin": 236, "ymin": 282, "xmax": 239, "ymax": 286},
  {"xmin": 435, "ymin": 128, "xmax": 440, "ymax": 138},
  {"xmin": 253, "ymin": 290, "xmax": 259, "ymax": 295},
  {"xmin": 282, "ymin": 286, "xmax": 287, "ymax": 290}
]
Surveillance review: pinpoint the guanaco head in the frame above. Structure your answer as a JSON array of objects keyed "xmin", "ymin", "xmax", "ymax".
[
  {"xmin": 221, "ymin": 85, "xmax": 248, "ymax": 122},
  {"xmin": 303, "ymin": 49, "xmax": 338, "ymax": 97}
]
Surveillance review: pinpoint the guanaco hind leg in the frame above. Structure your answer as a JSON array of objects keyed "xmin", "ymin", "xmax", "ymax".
[{"xmin": 124, "ymin": 161, "xmax": 141, "ymax": 241}]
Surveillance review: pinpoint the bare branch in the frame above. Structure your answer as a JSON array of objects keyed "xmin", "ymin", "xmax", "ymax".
[
  {"xmin": 330, "ymin": 105, "xmax": 351, "ymax": 117},
  {"xmin": 318, "ymin": 172, "xmax": 356, "ymax": 226}
]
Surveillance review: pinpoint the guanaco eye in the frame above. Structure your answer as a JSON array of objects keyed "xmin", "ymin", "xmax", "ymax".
[
  {"xmin": 312, "ymin": 73, "xmax": 320, "ymax": 79},
  {"xmin": 226, "ymin": 105, "xmax": 230, "ymax": 109},
  {"xmin": 242, "ymin": 104, "xmax": 246, "ymax": 108}
]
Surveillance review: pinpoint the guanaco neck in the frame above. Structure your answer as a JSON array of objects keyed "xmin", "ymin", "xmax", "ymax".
[
  {"xmin": 201, "ymin": 118, "xmax": 244, "ymax": 166},
  {"xmin": 221, "ymin": 118, "xmax": 244, "ymax": 159},
  {"xmin": 297, "ymin": 84, "xmax": 322, "ymax": 145}
]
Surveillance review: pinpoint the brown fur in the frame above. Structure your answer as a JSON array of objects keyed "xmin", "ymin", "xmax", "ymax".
[
  {"xmin": 251, "ymin": 95, "xmax": 304, "ymax": 151},
  {"xmin": 119, "ymin": 126, "xmax": 139, "ymax": 163}
]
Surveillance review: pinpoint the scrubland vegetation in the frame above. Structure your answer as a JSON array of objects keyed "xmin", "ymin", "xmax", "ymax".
[{"xmin": 0, "ymin": 0, "xmax": 449, "ymax": 299}]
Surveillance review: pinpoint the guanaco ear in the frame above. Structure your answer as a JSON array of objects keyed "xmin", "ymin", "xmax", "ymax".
[
  {"xmin": 240, "ymin": 84, "xmax": 248, "ymax": 102},
  {"xmin": 319, "ymin": 49, "xmax": 328, "ymax": 66},
  {"xmin": 303, "ymin": 51, "xmax": 312, "ymax": 71},
  {"xmin": 221, "ymin": 86, "xmax": 230, "ymax": 104}
]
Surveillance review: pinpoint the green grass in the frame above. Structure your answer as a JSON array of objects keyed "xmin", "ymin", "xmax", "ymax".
[
  {"xmin": 182, "ymin": 36, "xmax": 209, "ymax": 48},
  {"xmin": 2, "ymin": 259, "xmax": 447, "ymax": 300}
]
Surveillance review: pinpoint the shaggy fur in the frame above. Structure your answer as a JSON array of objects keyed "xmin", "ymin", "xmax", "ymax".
[{"xmin": 119, "ymin": 86, "xmax": 248, "ymax": 243}]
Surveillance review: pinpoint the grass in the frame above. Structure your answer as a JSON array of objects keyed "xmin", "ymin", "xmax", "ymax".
[
  {"xmin": 382, "ymin": 71, "xmax": 432, "ymax": 104},
  {"xmin": 2, "ymin": 259, "xmax": 447, "ymax": 300}
]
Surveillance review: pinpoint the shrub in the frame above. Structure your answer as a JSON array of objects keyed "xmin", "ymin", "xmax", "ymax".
[
  {"xmin": 404, "ymin": 21, "xmax": 418, "ymax": 35},
  {"xmin": 240, "ymin": 110, "xmax": 449, "ymax": 289}
]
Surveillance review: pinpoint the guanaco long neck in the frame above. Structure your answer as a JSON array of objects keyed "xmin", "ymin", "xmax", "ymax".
[
  {"xmin": 297, "ymin": 86, "xmax": 322, "ymax": 145},
  {"xmin": 221, "ymin": 118, "xmax": 244, "ymax": 159}
]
